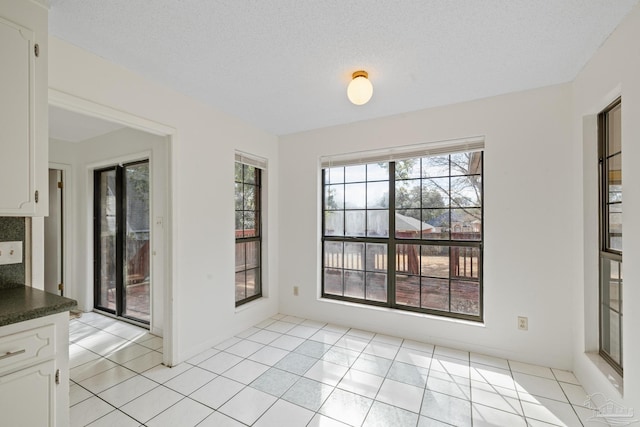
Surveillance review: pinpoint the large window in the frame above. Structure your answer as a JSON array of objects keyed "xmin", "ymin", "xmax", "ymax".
[
  {"xmin": 322, "ymin": 147, "xmax": 483, "ymax": 321},
  {"xmin": 235, "ymin": 159, "xmax": 262, "ymax": 306},
  {"xmin": 599, "ymin": 98, "xmax": 622, "ymax": 375}
]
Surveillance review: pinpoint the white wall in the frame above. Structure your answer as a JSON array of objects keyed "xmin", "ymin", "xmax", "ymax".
[
  {"xmin": 50, "ymin": 127, "xmax": 168, "ymax": 335},
  {"xmin": 571, "ymin": 4, "xmax": 640, "ymax": 411},
  {"xmin": 279, "ymin": 84, "xmax": 575, "ymax": 369},
  {"xmin": 48, "ymin": 37, "xmax": 280, "ymax": 365}
]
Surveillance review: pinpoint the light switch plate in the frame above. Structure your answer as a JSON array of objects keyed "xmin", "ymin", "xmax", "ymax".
[{"xmin": 0, "ymin": 241, "xmax": 23, "ymax": 265}]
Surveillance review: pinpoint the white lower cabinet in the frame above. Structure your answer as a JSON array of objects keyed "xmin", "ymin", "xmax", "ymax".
[
  {"xmin": 0, "ymin": 360, "xmax": 56, "ymax": 426},
  {"xmin": 0, "ymin": 313, "xmax": 70, "ymax": 426}
]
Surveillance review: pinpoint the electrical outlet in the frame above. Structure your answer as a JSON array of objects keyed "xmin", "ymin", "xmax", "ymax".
[
  {"xmin": 518, "ymin": 316, "xmax": 528, "ymax": 331},
  {"xmin": 0, "ymin": 241, "xmax": 22, "ymax": 265},
  {"xmin": 293, "ymin": 286, "xmax": 299, "ymax": 296}
]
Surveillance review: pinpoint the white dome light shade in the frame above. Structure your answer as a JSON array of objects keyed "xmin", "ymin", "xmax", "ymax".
[{"xmin": 347, "ymin": 70, "xmax": 373, "ymax": 105}]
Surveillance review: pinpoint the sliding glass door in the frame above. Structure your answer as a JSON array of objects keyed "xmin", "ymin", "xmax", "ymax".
[{"xmin": 94, "ymin": 160, "xmax": 150, "ymax": 325}]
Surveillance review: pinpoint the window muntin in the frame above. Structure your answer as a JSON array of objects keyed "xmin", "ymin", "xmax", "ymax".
[
  {"xmin": 599, "ymin": 99, "xmax": 622, "ymax": 374},
  {"xmin": 235, "ymin": 162, "xmax": 262, "ymax": 306},
  {"xmin": 322, "ymin": 150, "xmax": 483, "ymax": 321}
]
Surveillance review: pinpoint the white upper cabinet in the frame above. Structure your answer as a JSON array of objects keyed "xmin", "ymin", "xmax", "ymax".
[{"xmin": 0, "ymin": 0, "xmax": 48, "ymax": 216}]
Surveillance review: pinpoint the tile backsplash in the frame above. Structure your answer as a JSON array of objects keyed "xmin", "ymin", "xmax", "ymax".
[{"xmin": 0, "ymin": 217, "xmax": 26, "ymax": 286}]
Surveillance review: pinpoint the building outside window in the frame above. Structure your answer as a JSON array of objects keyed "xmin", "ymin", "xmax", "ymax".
[
  {"xmin": 322, "ymin": 141, "xmax": 483, "ymax": 321},
  {"xmin": 599, "ymin": 98, "xmax": 622, "ymax": 375},
  {"xmin": 235, "ymin": 156, "xmax": 263, "ymax": 306}
]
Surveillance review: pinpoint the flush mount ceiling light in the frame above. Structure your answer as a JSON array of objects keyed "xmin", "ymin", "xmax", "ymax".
[{"xmin": 347, "ymin": 70, "xmax": 373, "ymax": 105}]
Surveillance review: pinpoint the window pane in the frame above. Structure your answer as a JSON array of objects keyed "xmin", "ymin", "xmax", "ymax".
[
  {"xmin": 396, "ymin": 209, "xmax": 422, "ymax": 239},
  {"xmin": 451, "ymin": 176, "xmax": 481, "ymax": 208},
  {"xmin": 451, "ymin": 152, "xmax": 482, "ymax": 176},
  {"xmin": 608, "ymin": 206, "xmax": 622, "ymax": 251},
  {"xmin": 326, "ymin": 184, "xmax": 344, "ymax": 209},
  {"xmin": 344, "ymin": 242, "xmax": 364, "ymax": 270},
  {"xmin": 421, "ymin": 245, "xmax": 449, "ymax": 278},
  {"xmin": 610, "ymin": 276, "xmax": 621, "ymax": 314},
  {"xmin": 396, "ymin": 179, "xmax": 421, "ymax": 209},
  {"xmin": 608, "ymin": 104, "xmax": 621, "ymax": 154},
  {"xmin": 396, "ymin": 274, "xmax": 420, "ymax": 307},
  {"xmin": 367, "ymin": 163, "xmax": 389, "ymax": 181},
  {"xmin": 451, "ymin": 246, "xmax": 480, "ymax": 279},
  {"xmin": 451, "ymin": 280, "xmax": 480, "ymax": 316},
  {"xmin": 324, "ymin": 269, "xmax": 343, "ymax": 296},
  {"xmin": 243, "ymin": 211, "xmax": 256, "ymax": 237},
  {"xmin": 421, "ymin": 278, "xmax": 449, "ymax": 311},
  {"xmin": 603, "ymin": 259, "xmax": 621, "ymax": 312},
  {"xmin": 609, "ymin": 184, "xmax": 622, "ymax": 203},
  {"xmin": 606, "ymin": 309, "xmax": 621, "ymax": 364},
  {"xmin": 396, "ymin": 244, "xmax": 420, "ymax": 275},
  {"xmin": 326, "ymin": 167, "xmax": 344, "ymax": 184},
  {"xmin": 235, "ymin": 162, "xmax": 243, "ymax": 182},
  {"xmin": 235, "ymin": 242, "xmax": 246, "ymax": 271},
  {"xmin": 345, "ymin": 210, "xmax": 366, "ymax": 236},
  {"xmin": 324, "ymin": 242, "xmax": 344, "ymax": 268},
  {"xmin": 366, "ymin": 243, "xmax": 387, "ymax": 272},
  {"xmin": 246, "ymin": 241, "xmax": 260, "ymax": 269},
  {"xmin": 244, "ymin": 165, "xmax": 255, "ymax": 184},
  {"xmin": 423, "ymin": 209, "xmax": 449, "ymax": 240},
  {"xmin": 422, "ymin": 156, "xmax": 450, "ymax": 178},
  {"xmin": 345, "ymin": 271, "xmax": 365, "ymax": 299},
  {"xmin": 345, "ymin": 165, "xmax": 366, "ymax": 183},
  {"xmin": 608, "ymin": 155, "xmax": 621, "ymax": 184},
  {"xmin": 235, "ymin": 211, "xmax": 244, "ymax": 237},
  {"xmin": 325, "ymin": 211, "xmax": 344, "ymax": 236},
  {"xmin": 366, "ymin": 272, "xmax": 387, "ymax": 302},
  {"xmin": 244, "ymin": 184, "xmax": 256, "ymax": 210},
  {"xmin": 246, "ymin": 268, "xmax": 260, "ymax": 298},
  {"xmin": 235, "ymin": 271, "xmax": 246, "ymax": 301},
  {"xmin": 345, "ymin": 183, "xmax": 366, "ymax": 209},
  {"xmin": 367, "ymin": 210, "xmax": 389, "ymax": 237},
  {"xmin": 234, "ymin": 183, "xmax": 243, "ymax": 209},
  {"xmin": 396, "ymin": 159, "xmax": 421, "ymax": 179},
  {"xmin": 451, "ymin": 208, "xmax": 482, "ymax": 240},
  {"xmin": 367, "ymin": 181, "xmax": 389, "ymax": 209},
  {"xmin": 422, "ymin": 178, "xmax": 449, "ymax": 207}
]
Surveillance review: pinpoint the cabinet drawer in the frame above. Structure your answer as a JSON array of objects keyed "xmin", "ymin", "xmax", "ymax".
[{"xmin": 0, "ymin": 324, "xmax": 54, "ymax": 374}]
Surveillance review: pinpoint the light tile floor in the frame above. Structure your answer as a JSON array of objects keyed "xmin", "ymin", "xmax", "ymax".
[{"xmin": 69, "ymin": 312, "xmax": 597, "ymax": 426}]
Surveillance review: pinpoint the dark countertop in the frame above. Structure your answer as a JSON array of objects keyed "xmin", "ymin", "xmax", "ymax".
[{"xmin": 0, "ymin": 284, "xmax": 77, "ymax": 327}]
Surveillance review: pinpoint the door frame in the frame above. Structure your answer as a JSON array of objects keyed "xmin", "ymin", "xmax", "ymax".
[
  {"xmin": 48, "ymin": 88, "xmax": 177, "ymax": 366},
  {"xmin": 46, "ymin": 163, "xmax": 72, "ymax": 297}
]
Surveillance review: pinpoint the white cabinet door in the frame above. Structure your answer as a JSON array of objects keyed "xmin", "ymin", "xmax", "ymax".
[
  {"xmin": 0, "ymin": 16, "xmax": 34, "ymax": 214},
  {"xmin": 0, "ymin": 359, "xmax": 56, "ymax": 427},
  {"xmin": 0, "ymin": 0, "xmax": 48, "ymax": 216}
]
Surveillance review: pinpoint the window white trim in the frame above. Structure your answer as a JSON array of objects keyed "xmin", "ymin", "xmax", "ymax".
[
  {"xmin": 320, "ymin": 136, "xmax": 484, "ymax": 168},
  {"xmin": 235, "ymin": 151, "xmax": 268, "ymax": 170}
]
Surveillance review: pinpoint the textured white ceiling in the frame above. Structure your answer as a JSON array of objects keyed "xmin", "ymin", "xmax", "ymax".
[{"xmin": 49, "ymin": 0, "xmax": 638, "ymax": 135}]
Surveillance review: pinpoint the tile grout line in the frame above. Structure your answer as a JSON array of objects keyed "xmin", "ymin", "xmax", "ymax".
[{"xmin": 70, "ymin": 313, "xmax": 590, "ymax": 427}]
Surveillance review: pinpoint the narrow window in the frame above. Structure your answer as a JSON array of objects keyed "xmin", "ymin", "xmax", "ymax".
[
  {"xmin": 235, "ymin": 160, "xmax": 262, "ymax": 306},
  {"xmin": 599, "ymin": 98, "xmax": 622, "ymax": 375},
  {"xmin": 322, "ymin": 147, "xmax": 483, "ymax": 321}
]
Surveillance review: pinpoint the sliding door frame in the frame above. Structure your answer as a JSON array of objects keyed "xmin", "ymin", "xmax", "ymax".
[{"xmin": 93, "ymin": 159, "xmax": 150, "ymax": 325}]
